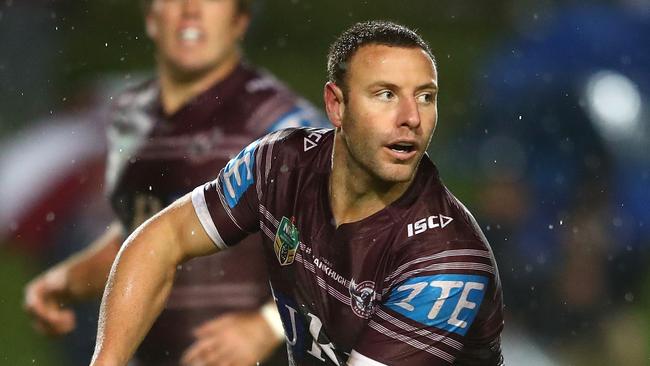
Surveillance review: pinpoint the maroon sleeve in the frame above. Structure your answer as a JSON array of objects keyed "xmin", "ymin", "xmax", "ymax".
[{"xmin": 190, "ymin": 130, "xmax": 293, "ymax": 249}]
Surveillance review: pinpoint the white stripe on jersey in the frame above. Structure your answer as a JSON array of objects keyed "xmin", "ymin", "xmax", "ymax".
[
  {"xmin": 191, "ymin": 185, "xmax": 227, "ymax": 250},
  {"xmin": 384, "ymin": 261, "xmax": 495, "ymax": 295},
  {"xmin": 375, "ymin": 309, "xmax": 463, "ymax": 350},
  {"xmin": 295, "ymin": 252, "xmax": 352, "ymax": 306},
  {"xmin": 253, "ymin": 130, "xmax": 288, "ymax": 202},
  {"xmin": 368, "ymin": 320, "xmax": 455, "ymax": 363},
  {"xmin": 385, "ymin": 248, "xmax": 491, "ymax": 283},
  {"xmin": 215, "ymin": 177, "xmax": 246, "ymax": 233},
  {"xmin": 260, "ymin": 220, "xmax": 276, "ymax": 241},
  {"xmin": 259, "ymin": 204, "xmax": 280, "ymax": 228},
  {"xmin": 347, "ymin": 350, "xmax": 388, "ymax": 366}
]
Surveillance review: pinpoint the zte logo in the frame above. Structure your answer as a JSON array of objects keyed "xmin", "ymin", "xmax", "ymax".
[
  {"xmin": 221, "ymin": 140, "xmax": 259, "ymax": 208},
  {"xmin": 406, "ymin": 214, "xmax": 453, "ymax": 237},
  {"xmin": 386, "ymin": 274, "xmax": 488, "ymax": 336}
]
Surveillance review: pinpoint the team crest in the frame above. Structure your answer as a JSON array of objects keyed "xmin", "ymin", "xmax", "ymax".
[
  {"xmin": 349, "ymin": 279, "xmax": 377, "ymax": 318},
  {"xmin": 274, "ymin": 216, "xmax": 300, "ymax": 266}
]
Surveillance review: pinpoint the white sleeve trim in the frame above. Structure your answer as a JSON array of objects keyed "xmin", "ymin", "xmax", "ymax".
[
  {"xmin": 191, "ymin": 185, "xmax": 227, "ymax": 250},
  {"xmin": 347, "ymin": 350, "xmax": 387, "ymax": 366}
]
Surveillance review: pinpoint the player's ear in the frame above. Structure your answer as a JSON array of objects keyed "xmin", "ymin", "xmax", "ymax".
[
  {"xmin": 324, "ymin": 82, "xmax": 345, "ymax": 128},
  {"xmin": 145, "ymin": 15, "xmax": 158, "ymax": 39},
  {"xmin": 233, "ymin": 12, "xmax": 250, "ymax": 41}
]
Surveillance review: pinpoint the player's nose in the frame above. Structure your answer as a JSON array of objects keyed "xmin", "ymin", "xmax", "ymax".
[
  {"xmin": 397, "ymin": 97, "xmax": 421, "ymax": 129},
  {"xmin": 181, "ymin": 0, "xmax": 201, "ymax": 17}
]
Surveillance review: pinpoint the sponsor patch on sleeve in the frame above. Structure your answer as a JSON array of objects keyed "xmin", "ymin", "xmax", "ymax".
[
  {"xmin": 220, "ymin": 139, "xmax": 259, "ymax": 208},
  {"xmin": 385, "ymin": 274, "xmax": 489, "ymax": 336}
]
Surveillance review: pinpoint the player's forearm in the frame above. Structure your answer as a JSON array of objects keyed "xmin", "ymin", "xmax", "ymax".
[
  {"xmin": 62, "ymin": 222, "xmax": 124, "ymax": 300},
  {"xmin": 91, "ymin": 194, "xmax": 215, "ymax": 365}
]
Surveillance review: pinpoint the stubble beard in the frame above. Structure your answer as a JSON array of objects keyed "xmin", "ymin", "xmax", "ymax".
[{"xmin": 341, "ymin": 115, "xmax": 418, "ymax": 188}]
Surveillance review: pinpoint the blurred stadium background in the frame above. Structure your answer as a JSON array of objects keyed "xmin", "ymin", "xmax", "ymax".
[{"xmin": 1, "ymin": 0, "xmax": 648, "ymax": 365}]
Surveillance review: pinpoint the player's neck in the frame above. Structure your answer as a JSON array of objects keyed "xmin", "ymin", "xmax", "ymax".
[
  {"xmin": 329, "ymin": 135, "xmax": 411, "ymax": 227},
  {"xmin": 157, "ymin": 52, "xmax": 241, "ymax": 115}
]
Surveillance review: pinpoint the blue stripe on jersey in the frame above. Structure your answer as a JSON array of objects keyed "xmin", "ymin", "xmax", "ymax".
[
  {"xmin": 265, "ymin": 104, "xmax": 330, "ymax": 133},
  {"xmin": 385, "ymin": 274, "xmax": 489, "ymax": 336},
  {"xmin": 220, "ymin": 139, "xmax": 260, "ymax": 208}
]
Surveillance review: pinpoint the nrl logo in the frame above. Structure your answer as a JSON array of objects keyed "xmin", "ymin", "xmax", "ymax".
[
  {"xmin": 274, "ymin": 216, "xmax": 300, "ymax": 266},
  {"xmin": 349, "ymin": 279, "xmax": 377, "ymax": 318}
]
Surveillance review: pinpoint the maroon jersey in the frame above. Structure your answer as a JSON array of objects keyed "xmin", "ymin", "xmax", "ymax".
[
  {"xmin": 106, "ymin": 63, "xmax": 329, "ymax": 365},
  {"xmin": 192, "ymin": 128, "xmax": 504, "ymax": 365}
]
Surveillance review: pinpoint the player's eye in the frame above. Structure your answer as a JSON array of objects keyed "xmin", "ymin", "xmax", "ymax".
[
  {"xmin": 376, "ymin": 90, "xmax": 395, "ymax": 101},
  {"xmin": 416, "ymin": 92, "xmax": 434, "ymax": 104}
]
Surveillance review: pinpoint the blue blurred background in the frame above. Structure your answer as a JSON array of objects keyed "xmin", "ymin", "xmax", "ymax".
[{"xmin": 1, "ymin": 0, "xmax": 648, "ymax": 365}]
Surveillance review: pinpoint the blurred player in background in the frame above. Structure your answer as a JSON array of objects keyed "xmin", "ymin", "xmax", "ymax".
[
  {"xmin": 24, "ymin": 0, "xmax": 328, "ymax": 365},
  {"xmin": 90, "ymin": 21, "xmax": 504, "ymax": 366}
]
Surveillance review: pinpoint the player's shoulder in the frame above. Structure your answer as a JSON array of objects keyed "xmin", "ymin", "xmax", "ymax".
[
  {"xmin": 107, "ymin": 78, "xmax": 158, "ymax": 130},
  {"xmin": 112, "ymin": 78, "xmax": 158, "ymax": 112},
  {"xmin": 220, "ymin": 128, "xmax": 332, "ymax": 205},
  {"xmin": 255, "ymin": 127, "xmax": 333, "ymax": 169},
  {"xmin": 392, "ymin": 158, "xmax": 492, "ymax": 255},
  {"xmin": 384, "ymin": 175, "xmax": 499, "ymax": 294},
  {"xmin": 238, "ymin": 65, "xmax": 330, "ymax": 133}
]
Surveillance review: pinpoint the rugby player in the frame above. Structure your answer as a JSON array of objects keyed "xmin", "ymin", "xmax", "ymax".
[
  {"xmin": 24, "ymin": 0, "xmax": 328, "ymax": 365},
  {"xmin": 89, "ymin": 21, "xmax": 504, "ymax": 365}
]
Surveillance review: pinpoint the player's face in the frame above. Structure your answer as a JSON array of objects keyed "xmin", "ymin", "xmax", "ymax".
[
  {"xmin": 333, "ymin": 44, "xmax": 438, "ymax": 184},
  {"xmin": 145, "ymin": 0, "xmax": 249, "ymax": 78}
]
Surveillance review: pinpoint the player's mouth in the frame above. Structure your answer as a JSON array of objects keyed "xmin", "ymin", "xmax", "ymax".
[
  {"xmin": 385, "ymin": 141, "xmax": 418, "ymax": 160},
  {"xmin": 178, "ymin": 27, "xmax": 203, "ymax": 44}
]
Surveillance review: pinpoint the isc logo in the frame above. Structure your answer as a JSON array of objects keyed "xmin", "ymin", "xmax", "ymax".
[
  {"xmin": 386, "ymin": 274, "xmax": 488, "ymax": 336},
  {"xmin": 406, "ymin": 214, "xmax": 453, "ymax": 237}
]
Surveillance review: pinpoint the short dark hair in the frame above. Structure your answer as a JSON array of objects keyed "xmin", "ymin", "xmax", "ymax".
[
  {"xmin": 327, "ymin": 20, "xmax": 436, "ymax": 94},
  {"xmin": 140, "ymin": 0, "xmax": 253, "ymax": 15}
]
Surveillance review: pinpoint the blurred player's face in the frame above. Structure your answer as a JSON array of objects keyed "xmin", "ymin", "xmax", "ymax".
[
  {"xmin": 145, "ymin": 0, "xmax": 249, "ymax": 79},
  {"xmin": 327, "ymin": 44, "xmax": 438, "ymax": 184}
]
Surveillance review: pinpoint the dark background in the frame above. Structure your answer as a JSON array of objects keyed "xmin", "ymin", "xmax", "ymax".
[{"xmin": 1, "ymin": 1, "xmax": 649, "ymax": 365}]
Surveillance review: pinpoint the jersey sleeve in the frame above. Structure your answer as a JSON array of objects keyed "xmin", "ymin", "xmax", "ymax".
[
  {"xmin": 350, "ymin": 240, "xmax": 504, "ymax": 366},
  {"xmin": 190, "ymin": 132, "xmax": 268, "ymax": 249},
  {"xmin": 190, "ymin": 130, "xmax": 295, "ymax": 250}
]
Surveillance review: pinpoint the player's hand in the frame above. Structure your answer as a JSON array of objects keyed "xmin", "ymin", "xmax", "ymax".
[
  {"xmin": 180, "ymin": 310, "xmax": 283, "ymax": 366},
  {"xmin": 23, "ymin": 266, "xmax": 76, "ymax": 336}
]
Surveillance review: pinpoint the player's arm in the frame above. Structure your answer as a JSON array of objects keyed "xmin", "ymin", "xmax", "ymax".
[
  {"xmin": 90, "ymin": 193, "xmax": 217, "ymax": 366},
  {"xmin": 24, "ymin": 221, "xmax": 124, "ymax": 336}
]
